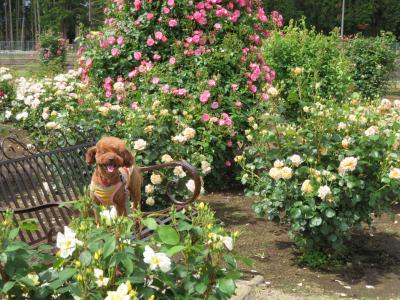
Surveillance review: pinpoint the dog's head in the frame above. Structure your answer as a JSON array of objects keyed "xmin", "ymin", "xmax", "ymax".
[{"xmin": 85, "ymin": 137, "xmax": 134, "ymax": 175}]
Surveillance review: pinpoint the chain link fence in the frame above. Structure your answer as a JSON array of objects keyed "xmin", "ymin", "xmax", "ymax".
[{"xmin": 0, "ymin": 41, "xmax": 77, "ymax": 52}]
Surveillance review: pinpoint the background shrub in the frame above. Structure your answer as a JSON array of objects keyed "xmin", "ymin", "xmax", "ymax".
[
  {"xmin": 345, "ymin": 32, "xmax": 397, "ymax": 99},
  {"xmin": 261, "ymin": 20, "xmax": 353, "ymax": 120}
]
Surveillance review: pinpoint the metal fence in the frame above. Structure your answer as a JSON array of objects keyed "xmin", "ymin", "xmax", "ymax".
[{"xmin": 0, "ymin": 41, "xmax": 78, "ymax": 52}]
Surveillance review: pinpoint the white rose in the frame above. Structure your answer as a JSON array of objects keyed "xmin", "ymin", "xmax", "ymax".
[
  {"xmin": 173, "ymin": 166, "xmax": 186, "ymax": 178},
  {"xmin": 269, "ymin": 167, "xmax": 282, "ymax": 181},
  {"xmin": 338, "ymin": 157, "xmax": 358, "ymax": 174},
  {"xmin": 201, "ymin": 161, "xmax": 212, "ymax": 174},
  {"xmin": 45, "ymin": 122, "xmax": 60, "ymax": 129},
  {"xmin": 98, "ymin": 106, "xmax": 109, "ymax": 116},
  {"xmin": 301, "ymin": 180, "xmax": 313, "ymax": 194},
  {"xmin": 365, "ymin": 126, "xmax": 378, "ymax": 136},
  {"xmin": 273, "ymin": 160, "xmax": 284, "ymax": 168},
  {"xmin": 288, "ymin": 154, "xmax": 303, "ymax": 167},
  {"xmin": 145, "ymin": 197, "xmax": 155, "ymax": 206},
  {"xmin": 389, "ymin": 168, "xmax": 400, "ymax": 179},
  {"xmin": 145, "ymin": 184, "xmax": 155, "ymax": 194},
  {"xmin": 317, "ymin": 185, "xmax": 331, "ymax": 200},
  {"xmin": 280, "ymin": 167, "xmax": 293, "ymax": 180},
  {"xmin": 134, "ymin": 139, "xmax": 147, "ymax": 151},
  {"xmin": 5, "ymin": 110, "xmax": 11, "ymax": 119},
  {"xmin": 186, "ymin": 179, "xmax": 195, "ymax": 193},
  {"xmin": 150, "ymin": 174, "xmax": 162, "ymax": 185},
  {"xmin": 161, "ymin": 154, "xmax": 173, "ymax": 163},
  {"xmin": 267, "ymin": 86, "xmax": 279, "ymax": 97},
  {"xmin": 338, "ymin": 122, "xmax": 347, "ymax": 130},
  {"xmin": 182, "ymin": 127, "xmax": 196, "ymax": 140}
]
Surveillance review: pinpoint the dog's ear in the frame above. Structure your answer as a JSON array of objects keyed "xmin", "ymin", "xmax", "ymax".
[
  {"xmin": 85, "ymin": 146, "xmax": 97, "ymax": 164},
  {"xmin": 121, "ymin": 149, "xmax": 134, "ymax": 167}
]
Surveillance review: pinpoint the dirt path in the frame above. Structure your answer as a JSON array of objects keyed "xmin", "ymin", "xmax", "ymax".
[{"xmin": 205, "ymin": 193, "xmax": 400, "ymax": 300}]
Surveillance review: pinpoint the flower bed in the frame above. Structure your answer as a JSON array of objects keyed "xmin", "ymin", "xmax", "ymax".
[{"xmin": 0, "ymin": 198, "xmax": 244, "ymax": 299}]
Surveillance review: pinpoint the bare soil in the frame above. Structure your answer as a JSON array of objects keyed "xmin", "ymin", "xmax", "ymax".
[{"xmin": 205, "ymin": 193, "xmax": 400, "ymax": 300}]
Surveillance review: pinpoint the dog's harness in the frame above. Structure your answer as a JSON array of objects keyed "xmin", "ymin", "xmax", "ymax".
[{"xmin": 90, "ymin": 167, "xmax": 131, "ymax": 211}]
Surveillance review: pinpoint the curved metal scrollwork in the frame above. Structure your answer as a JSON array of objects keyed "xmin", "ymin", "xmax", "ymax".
[
  {"xmin": 139, "ymin": 160, "xmax": 202, "ymax": 208},
  {"xmin": 0, "ymin": 136, "xmax": 41, "ymax": 160},
  {"xmin": 0, "ymin": 127, "xmax": 97, "ymax": 161}
]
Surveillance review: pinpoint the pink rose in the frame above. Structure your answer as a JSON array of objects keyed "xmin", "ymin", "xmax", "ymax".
[
  {"xmin": 208, "ymin": 79, "xmax": 216, "ymax": 87},
  {"xmin": 231, "ymin": 84, "xmax": 239, "ymax": 91},
  {"xmin": 146, "ymin": 13, "xmax": 154, "ymax": 20},
  {"xmin": 154, "ymin": 31, "xmax": 163, "ymax": 40},
  {"xmin": 101, "ymin": 40, "xmax": 108, "ymax": 48},
  {"xmin": 211, "ymin": 101, "xmax": 219, "ymax": 109},
  {"xmin": 235, "ymin": 101, "xmax": 242, "ymax": 108},
  {"xmin": 202, "ymin": 113, "xmax": 210, "ymax": 122},
  {"xmin": 163, "ymin": 7, "xmax": 170, "ymax": 14},
  {"xmin": 225, "ymin": 161, "xmax": 232, "ymax": 167},
  {"xmin": 169, "ymin": 19, "xmax": 178, "ymax": 27},
  {"xmin": 107, "ymin": 36, "xmax": 116, "ymax": 45},
  {"xmin": 169, "ymin": 57, "xmax": 176, "ymax": 65},
  {"xmin": 161, "ymin": 84, "xmax": 170, "ymax": 92},
  {"xmin": 199, "ymin": 90, "xmax": 211, "ymax": 103},
  {"xmin": 147, "ymin": 38, "xmax": 155, "ymax": 46},
  {"xmin": 117, "ymin": 36, "xmax": 124, "ymax": 45},
  {"xmin": 86, "ymin": 58, "xmax": 93, "ymax": 67},
  {"xmin": 133, "ymin": 51, "xmax": 142, "ymax": 60},
  {"xmin": 111, "ymin": 48, "xmax": 120, "ymax": 56},
  {"xmin": 151, "ymin": 77, "xmax": 160, "ymax": 84},
  {"xmin": 214, "ymin": 23, "xmax": 222, "ymax": 30},
  {"xmin": 153, "ymin": 53, "xmax": 161, "ymax": 60},
  {"xmin": 226, "ymin": 140, "xmax": 233, "ymax": 147},
  {"xmin": 167, "ymin": 0, "xmax": 175, "ymax": 6}
]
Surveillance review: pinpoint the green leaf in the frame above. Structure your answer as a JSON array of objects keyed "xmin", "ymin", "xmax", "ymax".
[
  {"xmin": 290, "ymin": 207, "xmax": 302, "ymax": 219},
  {"xmin": 121, "ymin": 256, "xmax": 133, "ymax": 274},
  {"xmin": 218, "ymin": 278, "xmax": 236, "ymax": 295},
  {"xmin": 58, "ymin": 268, "xmax": 77, "ymax": 281},
  {"xmin": 19, "ymin": 219, "xmax": 39, "ymax": 231},
  {"xmin": 8, "ymin": 228, "xmax": 19, "ymax": 240},
  {"xmin": 177, "ymin": 221, "xmax": 192, "ymax": 231},
  {"xmin": 142, "ymin": 218, "xmax": 158, "ymax": 230},
  {"xmin": 195, "ymin": 282, "xmax": 207, "ymax": 294},
  {"xmin": 325, "ymin": 208, "xmax": 336, "ymax": 218},
  {"xmin": 2, "ymin": 281, "xmax": 15, "ymax": 293},
  {"xmin": 103, "ymin": 239, "xmax": 116, "ymax": 258},
  {"xmin": 166, "ymin": 245, "xmax": 185, "ymax": 256},
  {"xmin": 48, "ymin": 279, "xmax": 64, "ymax": 290},
  {"xmin": 79, "ymin": 251, "xmax": 92, "ymax": 266},
  {"xmin": 310, "ymin": 217, "xmax": 322, "ymax": 227},
  {"xmin": 157, "ymin": 225, "xmax": 180, "ymax": 245}
]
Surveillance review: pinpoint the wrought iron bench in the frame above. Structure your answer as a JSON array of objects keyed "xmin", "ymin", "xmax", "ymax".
[{"xmin": 0, "ymin": 133, "xmax": 201, "ymax": 247}]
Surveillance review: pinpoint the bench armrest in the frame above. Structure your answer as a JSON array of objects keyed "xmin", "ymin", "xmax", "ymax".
[{"xmin": 139, "ymin": 160, "xmax": 201, "ymax": 206}]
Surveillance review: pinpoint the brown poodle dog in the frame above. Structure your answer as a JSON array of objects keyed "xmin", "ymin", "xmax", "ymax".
[{"xmin": 85, "ymin": 137, "xmax": 142, "ymax": 216}]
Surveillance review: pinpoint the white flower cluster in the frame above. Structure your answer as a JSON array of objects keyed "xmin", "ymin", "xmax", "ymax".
[
  {"xmin": 0, "ymin": 67, "xmax": 12, "ymax": 82},
  {"xmin": 268, "ymin": 156, "xmax": 302, "ymax": 181},
  {"xmin": 172, "ymin": 127, "xmax": 196, "ymax": 143}
]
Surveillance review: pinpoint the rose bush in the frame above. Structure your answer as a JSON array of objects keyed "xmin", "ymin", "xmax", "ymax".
[
  {"xmin": 37, "ymin": 30, "xmax": 68, "ymax": 67},
  {"xmin": 0, "ymin": 196, "xmax": 246, "ymax": 299},
  {"xmin": 239, "ymin": 97, "xmax": 400, "ymax": 257},
  {"xmin": 76, "ymin": 0, "xmax": 283, "ymax": 188},
  {"xmin": 0, "ymin": 67, "xmax": 14, "ymax": 121}
]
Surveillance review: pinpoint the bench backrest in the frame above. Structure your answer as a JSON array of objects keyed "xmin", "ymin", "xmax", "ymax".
[{"xmin": 0, "ymin": 138, "xmax": 95, "ymax": 246}]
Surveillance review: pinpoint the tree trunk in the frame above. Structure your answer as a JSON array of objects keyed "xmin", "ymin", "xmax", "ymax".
[{"xmin": 8, "ymin": 0, "xmax": 13, "ymax": 42}]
